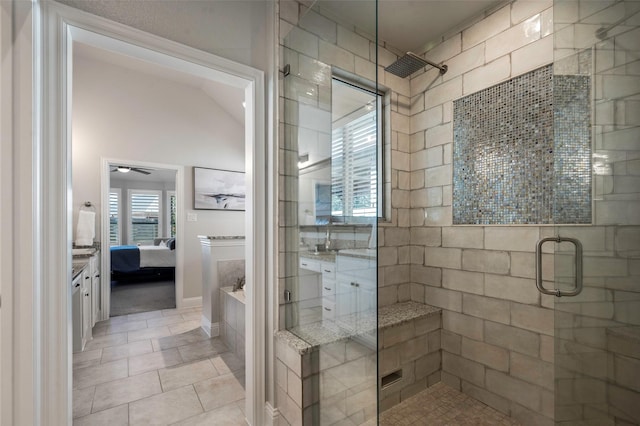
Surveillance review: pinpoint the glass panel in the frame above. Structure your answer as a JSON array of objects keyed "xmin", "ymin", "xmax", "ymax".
[
  {"xmin": 281, "ymin": 1, "xmax": 379, "ymax": 424},
  {"xmin": 553, "ymin": 1, "xmax": 640, "ymax": 424}
]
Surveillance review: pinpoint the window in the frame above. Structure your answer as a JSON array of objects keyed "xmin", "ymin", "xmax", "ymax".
[
  {"xmin": 331, "ymin": 77, "xmax": 383, "ymax": 218},
  {"xmin": 128, "ymin": 190, "xmax": 162, "ymax": 244},
  {"xmin": 166, "ymin": 190, "xmax": 176, "ymax": 238},
  {"xmin": 109, "ymin": 189, "xmax": 121, "ymax": 245}
]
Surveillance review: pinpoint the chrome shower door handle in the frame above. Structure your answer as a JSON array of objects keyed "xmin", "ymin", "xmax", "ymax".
[{"xmin": 535, "ymin": 236, "xmax": 583, "ymax": 297}]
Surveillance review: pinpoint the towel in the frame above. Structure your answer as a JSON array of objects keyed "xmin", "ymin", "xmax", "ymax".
[{"xmin": 75, "ymin": 210, "xmax": 95, "ymax": 246}]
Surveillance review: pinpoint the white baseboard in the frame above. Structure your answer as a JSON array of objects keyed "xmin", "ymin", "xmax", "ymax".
[
  {"xmin": 264, "ymin": 402, "xmax": 280, "ymax": 426},
  {"xmin": 201, "ymin": 317, "xmax": 220, "ymax": 337},
  {"xmin": 181, "ymin": 296, "xmax": 202, "ymax": 309}
]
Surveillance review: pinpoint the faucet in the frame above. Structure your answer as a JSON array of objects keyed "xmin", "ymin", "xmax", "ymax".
[
  {"xmin": 232, "ymin": 276, "xmax": 246, "ymax": 292},
  {"xmin": 325, "ymin": 227, "xmax": 331, "ymax": 251}
]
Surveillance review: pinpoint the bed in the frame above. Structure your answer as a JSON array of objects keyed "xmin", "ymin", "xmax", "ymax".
[{"xmin": 110, "ymin": 242, "xmax": 175, "ymax": 281}]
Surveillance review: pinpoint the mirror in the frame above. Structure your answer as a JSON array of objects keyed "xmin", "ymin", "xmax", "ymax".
[{"xmin": 299, "ymin": 76, "xmax": 382, "ymax": 225}]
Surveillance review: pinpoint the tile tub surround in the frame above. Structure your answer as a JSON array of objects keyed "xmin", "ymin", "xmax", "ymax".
[
  {"xmin": 72, "ymin": 306, "xmax": 246, "ymax": 425},
  {"xmin": 220, "ymin": 287, "xmax": 246, "ymax": 360},
  {"xmin": 275, "ymin": 302, "xmax": 441, "ymax": 425}
]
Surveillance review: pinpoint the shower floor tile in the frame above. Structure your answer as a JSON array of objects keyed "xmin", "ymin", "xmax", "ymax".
[{"xmin": 375, "ymin": 382, "xmax": 520, "ymax": 425}]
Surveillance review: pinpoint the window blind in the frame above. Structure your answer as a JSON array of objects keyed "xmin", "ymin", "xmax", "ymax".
[
  {"xmin": 130, "ymin": 190, "xmax": 160, "ymax": 243},
  {"xmin": 109, "ymin": 190, "xmax": 120, "ymax": 245},
  {"xmin": 332, "ymin": 110, "xmax": 378, "ymax": 217}
]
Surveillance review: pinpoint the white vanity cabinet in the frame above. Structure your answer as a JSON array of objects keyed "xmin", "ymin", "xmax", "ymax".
[
  {"xmin": 299, "ymin": 255, "xmax": 336, "ymax": 320},
  {"xmin": 335, "ymin": 253, "xmax": 376, "ymax": 342},
  {"xmin": 72, "ymin": 250, "xmax": 100, "ymax": 352}
]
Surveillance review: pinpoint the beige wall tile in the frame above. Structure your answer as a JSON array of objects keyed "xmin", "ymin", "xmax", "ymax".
[
  {"xmin": 484, "ymin": 227, "xmax": 539, "ymax": 252},
  {"xmin": 425, "ymin": 286, "xmax": 463, "ymax": 312},
  {"xmin": 337, "ymin": 26, "xmax": 369, "ymax": 58},
  {"xmin": 299, "ymin": 9, "xmax": 337, "ymax": 44},
  {"xmin": 443, "ymin": 269, "xmax": 484, "ymax": 295},
  {"xmin": 462, "ymin": 294, "xmax": 510, "ymax": 324},
  {"xmin": 424, "ymin": 247, "xmax": 462, "ymax": 269},
  {"xmin": 442, "ymin": 352, "xmax": 485, "ymax": 387},
  {"xmin": 485, "ymin": 14, "xmax": 542, "ymax": 63},
  {"xmin": 485, "ymin": 370, "xmax": 541, "ymax": 411},
  {"xmin": 443, "ymin": 311, "xmax": 483, "ymax": 341},
  {"xmin": 461, "ymin": 337, "xmax": 509, "ymax": 371},
  {"xmin": 511, "ymin": 303, "xmax": 554, "ymax": 336},
  {"xmin": 462, "ymin": 250, "xmax": 510, "ymax": 274},
  {"xmin": 462, "ymin": 5, "xmax": 510, "ymax": 49},
  {"xmin": 442, "ymin": 227, "xmax": 484, "ymax": 249},
  {"xmin": 485, "ymin": 274, "xmax": 539, "ymax": 305},
  {"xmin": 424, "ymin": 77, "xmax": 463, "ymax": 109},
  {"xmin": 425, "ymin": 165, "xmax": 452, "ymax": 187},
  {"xmin": 485, "ymin": 321, "xmax": 540, "ymax": 357},
  {"xmin": 411, "ymin": 265, "xmax": 442, "ymax": 286},
  {"xmin": 463, "ymin": 55, "xmax": 511, "ymax": 95},
  {"xmin": 511, "ymin": 35, "xmax": 553, "ymax": 76},
  {"xmin": 510, "ymin": 352, "xmax": 554, "ymax": 391}
]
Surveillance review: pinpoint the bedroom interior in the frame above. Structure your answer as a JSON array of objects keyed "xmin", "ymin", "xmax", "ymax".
[{"xmin": 108, "ymin": 165, "xmax": 178, "ymax": 317}]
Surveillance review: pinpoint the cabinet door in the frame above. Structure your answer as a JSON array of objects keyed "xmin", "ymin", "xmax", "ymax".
[
  {"xmin": 90, "ymin": 254, "xmax": 100, "ymax": 326},
  {"xmin": 335, "ymin": 277, "xmax": 357, "ymax": 332},
  {"xmin": 81, "ymin": 270, "xmax": 92, "ymax": 349}
]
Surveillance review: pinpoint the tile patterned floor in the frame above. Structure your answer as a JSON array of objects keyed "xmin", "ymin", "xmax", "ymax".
[
  {"xmin": 73, "ymin": 307, "xmax": 246, "ymax": 425},
  {"xmin": 373, "ymin": 382, "xmax": 521, "ymax": 426}
]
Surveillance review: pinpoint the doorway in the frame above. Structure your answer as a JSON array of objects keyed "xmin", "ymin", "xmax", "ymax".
[
  {"xmin": 39, "ymin": 3, "xmax": 267, "ymax": 424},
  {"xmin": 105, "ymin": 161, "xmax": 179, "ymax": 317}
]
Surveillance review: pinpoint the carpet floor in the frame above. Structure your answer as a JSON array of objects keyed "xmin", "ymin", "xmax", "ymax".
[{"xmin": 110, "ymin": 280, "xmax": 176, "ymax": 317}]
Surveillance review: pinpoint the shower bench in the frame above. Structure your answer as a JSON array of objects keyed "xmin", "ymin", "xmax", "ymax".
[{"xmin": 275, "ymin": 301, "xmax": 442, "ymax": 425}]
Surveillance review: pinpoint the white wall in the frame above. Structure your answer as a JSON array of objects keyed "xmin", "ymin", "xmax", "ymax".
[
  {"xmin": 72, "ymin": 54, "xmax": 245, "ymax": 299},
  {"xmin": 56, "ymin": 0, "xmax": 271, "ymax": 71}
]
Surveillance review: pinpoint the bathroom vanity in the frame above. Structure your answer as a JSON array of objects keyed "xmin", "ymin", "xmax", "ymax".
[{"xmin": 72, "ymin": 248, "xmax": 100, "ymax": 352}]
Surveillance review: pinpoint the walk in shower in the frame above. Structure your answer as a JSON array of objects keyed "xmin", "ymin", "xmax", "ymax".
[{"xmin": 277, "ymin": 0, "xmax": 639, "ymax": 424}]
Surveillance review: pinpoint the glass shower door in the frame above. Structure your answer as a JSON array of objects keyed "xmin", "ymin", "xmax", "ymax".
[
  {"xmin": 552, "ymin": 1, "xmax": 640, "ymax": 424},
  {"xmin": 280, "ymin": 1, "xmax": 379, "ymax": 424}
]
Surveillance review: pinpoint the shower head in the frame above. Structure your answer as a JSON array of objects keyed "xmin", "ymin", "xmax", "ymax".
[{"xmin": 385, "ymin": 52, "xmax": 447, "ymax": 78}]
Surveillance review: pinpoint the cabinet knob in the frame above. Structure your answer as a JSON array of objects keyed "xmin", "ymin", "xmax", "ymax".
[
  {"xmin": 324, "ymin": 287, "xmax": 331, "ymax": 291},
  {"xmin": 324, "ymin": 307, "xmax": 332, "ymax": 311},
  {"xmin": 85, "ymin": 276, "xmax": 90, "ymax": 279},
  {"xmin": 85, "ymin": 293, "xmax": 90, "ymax": 297},
  {"xmin": 74, "ymin": 283, "xmax": 80, "ymax": 288},
  {"xmin": 95, "ymin": 274, "xmax": 100, "ymax": 278},
  {"xmin": 323, "ymin": 269, "xmax": 331, "ymax": 273}
]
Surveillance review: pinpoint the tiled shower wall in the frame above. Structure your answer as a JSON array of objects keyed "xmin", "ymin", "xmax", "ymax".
[{"xmin": 406, "ymin": 2, "xmax": 557, "ymax": 425}]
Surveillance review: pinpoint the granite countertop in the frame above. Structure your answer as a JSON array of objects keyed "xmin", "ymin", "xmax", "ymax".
[
  {"xmin": 299, "ymin": 250, "xmax": 337, "ymax": 262},
  {"xmin": 72, "ymin": 259, "xmax": 89, "ymax": 280},
  {"xmin": 337, "ymin": 248, "xmax": 376, "ymax": 260},
  {"xmin": 198, "ymin": 235, "xmax": 245, "ymax": 240}
]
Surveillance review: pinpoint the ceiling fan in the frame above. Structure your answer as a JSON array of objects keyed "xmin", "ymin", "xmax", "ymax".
[{"xmin": 110, "ymin": 165, "xmax": 153, "ymax": 175}]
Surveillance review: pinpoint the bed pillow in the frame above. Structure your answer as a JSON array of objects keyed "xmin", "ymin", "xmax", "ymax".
[{"xmin": 167, "ymin": 238, "xmax": 176, "ymax": 250}]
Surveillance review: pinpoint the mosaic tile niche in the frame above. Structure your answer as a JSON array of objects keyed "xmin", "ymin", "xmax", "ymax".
[{"xmin": 453, "ymin": 65, "xmax": 591, "ymax": 225}]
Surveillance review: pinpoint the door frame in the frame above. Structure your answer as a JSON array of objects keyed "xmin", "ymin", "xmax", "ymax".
[
  {"xmin": 101, "ymin": 159, "xmax": 184, "ymax": 321},
  {"xmin": 39, "ymin": 2, "xmax": 267, "ymax": 424}
]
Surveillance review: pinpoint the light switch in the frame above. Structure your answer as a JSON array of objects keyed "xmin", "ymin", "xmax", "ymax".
[{"xmin": 187, "ymin": 213, "xmax": 198, "ymax": 222}]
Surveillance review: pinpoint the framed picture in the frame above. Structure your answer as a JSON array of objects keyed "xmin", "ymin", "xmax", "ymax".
[{"xmin": 193, "ymin": 167, "xmax": 245, "ymax": 211}]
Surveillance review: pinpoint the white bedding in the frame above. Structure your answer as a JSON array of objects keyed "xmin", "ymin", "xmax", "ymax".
[{"xmin": 139, "ymin": 245, "xmax": 176, "ymax": 268}]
